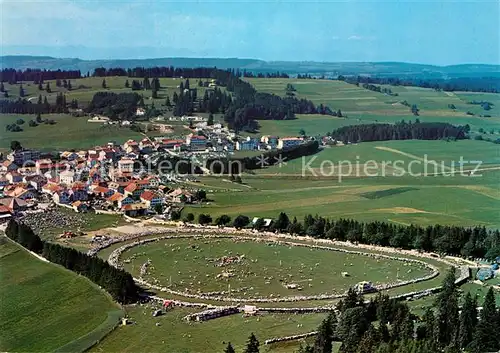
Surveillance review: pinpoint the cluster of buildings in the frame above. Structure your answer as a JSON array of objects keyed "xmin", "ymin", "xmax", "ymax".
[
  {"xmin": 152, "ymin": 116, "xmax": 306, "ymax": 153},
  {"xmin": 0, "ymin": 143, "xmax": 199, "ymax": 222},
  {"xmin": 0, "ymin": 115, "xmax": 309, "ymax": 223}
]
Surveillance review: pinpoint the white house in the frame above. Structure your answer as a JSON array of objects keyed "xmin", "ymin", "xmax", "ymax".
[{"xmin": 59, "ymin": 170, "xmax": 76, "ymax": 185}]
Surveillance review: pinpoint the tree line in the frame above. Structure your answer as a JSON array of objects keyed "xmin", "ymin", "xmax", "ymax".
[
  {"xmin": 0, "ymin": 93, "xmax": 71, "ymax": 114},
  {"xmin": 223, "ymin": 271, "xmax": 500, "ymax": 352},
  {"xmin": 91, "ymin": 67, "xmax": 335, "ymax": 131},
  {"xmin": 223, "ymin": 74, "xmax": 334, "ymax": 131},
  {"xmin": 330, "ymin": 121, "xmax": 468, "ymax": 143},
  {"xmin": 339, "ymin": 75, "xmax": 500, "ymax": 93},
  {"xmin": 0, "ymin": 68, "xmax": 82, "ymax": 84},
  {"xmin": 361, "ymin": 83, "xmax": 398, "ymax": 96},
  {"xmin": 4, "ymin": 220, "xmax": 138, "ymax": 304},
  {"xmin": 177, "ymin": 211, "xmax": 499, "ymax": 260},
  {"xmin": 297, "ymin": 270, "xmax": 500, "ymax": 353}
]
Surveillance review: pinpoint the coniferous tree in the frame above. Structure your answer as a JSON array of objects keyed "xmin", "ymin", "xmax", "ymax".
[
  {"xmin": 67, "ymin": 80, "xmax": 72, "ymax": 90},
  {"xmin": 45, "ymin": 82, "xmax": 51, "ymax": 93},
  {"xmin": 356, "ymin": 325, "xmax": 379, "ymax": 353},
  {"xmin": 313, "ymin": 315, "xmax": 334, "ymax": 353},
  {"xmin": 19, "ymin": 84, "xmax": 25, "ymax": 97},
  {"xmin": 434, "ymin": 269, "xmax": 459, "ymax": 348},
  {"xmin": 38, "ymin": 81, "xmax": 43, "ymax": 90},
  {"xmin": 102, "ymin": 79, "xmax": 107, "ymax": 89},
  {"xmin": 458, "ymin": 292, "xmax": 477, "ymax": 349},
  {"xmin": 125, "ymin": 79, "xmax": 130, "ymax": 88},
  {"xmin": 338, "ymin": 307, "xmax": 369, "ymax": 353},
  {"xmin": 224, "ymin": 342, "xmax": 235, "ymax": 353},
  {"xmin": 244, "ymin": 333, "xmax": 259, "ymax": 353},
  {"xmin": 208, "ymin": 113, "xmax": 214, "ymax": 125},
  {"xmin": 471, "ymin": 288, "xmax": 498, "ymax": 352},
  {"xmin": 0, "ymin": 82, "xmax": 4, "ymax": 92},
  {"xmin": 343, "ymin": 288, "xmax": 362, "ymax": 311}
]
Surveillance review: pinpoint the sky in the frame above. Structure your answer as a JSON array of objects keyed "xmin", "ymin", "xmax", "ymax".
[{"xmin": 0, "ymin": 0, "xmax": 498, "ymax": 65}]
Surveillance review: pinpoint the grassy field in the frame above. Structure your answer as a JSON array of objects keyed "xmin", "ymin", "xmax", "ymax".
[
  {"xmin": 0, "ymin": 237, "xmax": 122, "ymax": 352},
  {"xmin": 181, "ymin": 138, "xmax": 500, "ymax": 227},
  {"xmin": 90, "ymin": 305, "xmax": 328, "ymax": 353},
  {"xmin": 0, "ymin": 113, "xmax": 193, "ymax": 153},
  {"xmin": 244, "ymin": 78, "xmax": 500, "ymax": 136},
  {"xmin": 3, "ymin": 76, "xmax": 225, "ymax": 108},
  {"xmin": 121, "ymin": 237, "xmax": 431, "ymax": 299}
]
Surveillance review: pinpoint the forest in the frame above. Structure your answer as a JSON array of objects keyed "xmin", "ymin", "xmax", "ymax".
[
  {"xmin": 294, "ymin": 270, "xmax": 500, "ymax": 353},
  {"xmin": 330, "ymin": 121, "xmax": 468, "ymax": 143},
  {"xmin": 86, "ymin": 91, "xmax": 143, "ymax": 120}
]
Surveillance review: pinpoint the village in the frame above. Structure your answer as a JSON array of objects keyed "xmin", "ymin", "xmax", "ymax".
[{"xmin": 0, "ymin": 114, "xmax": 308, "ymax": 225}]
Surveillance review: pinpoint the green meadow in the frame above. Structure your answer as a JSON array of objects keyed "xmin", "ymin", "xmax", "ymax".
[
  {"xmin": 2, "ymin": 76, "xmax": 225, "ymax": 108},
  {"xmin": 121, "ymin": 237, "xmax": 431, "ymax": 299},
  {"xmin": 185, "ymin": 139, "xmax": 500, "ymax": 228},
  {"xmin": 90, "ymin": 305, "xmax": 328, "ymax": 353},
  {"xmin": 244, "ymin": 78, "xmax": 500, "ymax": 136},
  {"xmin": 0, "ymin": 237, "xmax": 121, "ymax": 352}
]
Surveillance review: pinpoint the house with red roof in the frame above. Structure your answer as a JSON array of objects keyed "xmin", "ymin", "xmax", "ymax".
[
  {"xmin": 140, "ymin": 190, "xmax": 163, "ymax": 209},
  {"xmin": 121, "ymin": 202, "xmax": 147, "ymax": 217},
  {"xmin": 91, "ymin": 185, "xmax": 114, "ymax": 198},
  {"xmin": 72, "ymin": 201, "xmax": 89, "ymax": 213},
  {"xmin": 42, "ymin": 183, "xmax": 64, "ymax": 195},
  {"xmin": 186, "ymin": 133, "xmax": 208, "ymax": 151},
  {"xmin": 160, "ymin": 139, "xmax": 184, "ymax": 150},
  {"xmin": 124, "ymin": 182, "xmax": 146, "ymax": 199}
]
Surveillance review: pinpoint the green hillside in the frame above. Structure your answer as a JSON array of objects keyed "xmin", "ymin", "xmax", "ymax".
[{"xmin": 0, "ymin": 237, "xmax": 122, "ymax": 352}]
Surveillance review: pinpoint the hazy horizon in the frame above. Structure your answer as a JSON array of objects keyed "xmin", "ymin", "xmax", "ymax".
[{"xmin": 1, "ymin": 48, "xmax": 500, "ymax": 67}]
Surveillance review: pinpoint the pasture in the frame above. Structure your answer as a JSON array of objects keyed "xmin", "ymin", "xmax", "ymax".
[
  {"xmin": 184, "ymin": 139, "xmax": 500, "ymax": 228},
  {"xmin": 0, "ymin": 237, "xmax": 121, "ymax": 352},
  {"xmin": 90, "ymin": 305, "xmax": 329, "ymax": 353},
  {"xmin": 0, "ymin": 114, "xmax": 146, "ymax": 152},
  {"xmin": 91, "ymin": 234, "xmax": 450, "ymax": 352},
  {"xmin": 121, "ymin": 237, "xmax": 431, "ymax": 299},
  {"xmin": 244, "ymin": 78, "xmax": 500, "ymax": 135},
  {"xmin": 2, "ymin": 76, "xmax": 225, "ymax": 108},
  {"xmin": 0, "ymin": 113, "xmax": 190, "ymax": 152}
]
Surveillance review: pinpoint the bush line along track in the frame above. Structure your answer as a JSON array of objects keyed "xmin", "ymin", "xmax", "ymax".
[{"xmin": 97, "ymin": 227, "xmax": 469, "ymax": 307}]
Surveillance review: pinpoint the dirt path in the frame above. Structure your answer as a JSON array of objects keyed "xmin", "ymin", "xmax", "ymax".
[{"xmin": 374, "ymin": 146, "xmax": 453, "ymax": 171}]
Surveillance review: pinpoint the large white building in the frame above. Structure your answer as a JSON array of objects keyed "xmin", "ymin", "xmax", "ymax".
[
  {"xmin": 277, "ymin": 137, "xmax": 304, "ymax": 149},
  {"xmin": 118, "ymin": 159, "xmax": 134, "ymax": 173},
  {"xmin": 59, "ymin": 170, "xmax": 76, "ymax": 185}
]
